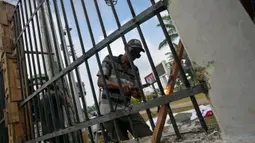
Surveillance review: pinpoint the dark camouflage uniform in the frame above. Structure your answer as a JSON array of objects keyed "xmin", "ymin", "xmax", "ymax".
[{"xmin": 97, "ymin": 55, "xmax": 152, "ymax": 141}]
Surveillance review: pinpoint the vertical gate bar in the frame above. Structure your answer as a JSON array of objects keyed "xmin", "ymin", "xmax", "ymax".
[
  {"xmin": 68, "ymin": 0, "xmax": 109, "ymax": 142},
  {"xmin": 150, "ymin": 0, "xmax": 208, "ymax": 132},
  {"xmin": 35, "ymin": 1, "xmax": 76, "ymax": 141},
  {"xmin": 38, "ymin": 5, "xmax": 62, "ymax": 142},
  {"xmin": 44, "ymin": 1, "xmax": 66, "ymax": 134},
  {"xmin": 51, "ymin": 0, "xmax": 88, "ymax": 142},
  {"xmin": 23, "ymin": 0, "xmax": 44, "ymax": 138},
  {"xmin": 190, "ymin": 94, "xmax": 208, "ymax": 131},
  {"xmin": 93, "ymin": 0, "xmax": 140, "ymax": 141},
  {"xmin": 19, "ymin": 0, "xmax": 36, "ymax": 139},
  {"xmin": 34, "ymin": 1, "xmax": 64, "ymax": 142},
  {"xmin": 109, "ymin": 0, "xmax": 157, "ymax": 141},
  {"xmin": 58, "ymin": 0, "xmax": 108, "ymax": 142},
  {"xmin": 45, "ymin": 4, "xmax": 79, "ymax": 143},
  {"xmin": 125, "ymin": 0, "xmax": 181, "ymax": 138},
  {"xmin": 33, "ymin": 0, "xmax": 58, "ymax": 138},
  {"xmin": 125, "ymin": 0, "xmax": 169, "ymax": 131},
  {"xmin": 44, "ymin": 84, "xmax": 61, "ymax": 143},
  {"xmin": 13, "ymin": 9, "xmax": 29, "ymax": 141},
  {"xmin": 35, "ymin": 1, "xmax": 71, "ymax": 141},
  {"xmin": 107, "ymin": 2, "xmax": 138, "ymax": 141},
  {"xmin": 45, "ymin": 0, "xmax": 75, "ymax": 130},
  {"xmin": 59, "ymin": 0, "xmax": 106, "ymax": 141},
  {"xmin": 27, "ymin": 0, "xmax": 47, "ymax": 138},
  {"xmin": 80, "ymin": 0, "xmax": 125, "ymax": 142},
  {"xmin": 70, "ymin": 0, "xmax": 122, "ymax": 141},
  {"xmin": 17, "ymin": 5, "xmax": 32, "ymax": 140},
  {"xmin": 44, "ymin": 0, "xmax": 77, "ymax": 142},
  {"xmin": 39, "ymin": 2, "xmax": 60, "ymax": 132},
  {"xmin": 57, "ymin": 0, "xmax": 107, "ymax": 142},
  {"xmin": 45, "ymin": 0, "xmax": 77, "ymax": 126}
]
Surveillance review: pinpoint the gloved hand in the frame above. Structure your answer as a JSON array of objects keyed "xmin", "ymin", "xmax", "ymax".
[
  {"xmin": 122, "ymin": 81, "xmax": 133, "ymax": 94},
  {"xmin": 122, "ymin": 83, "xmax": 131, "ymax": 94}
]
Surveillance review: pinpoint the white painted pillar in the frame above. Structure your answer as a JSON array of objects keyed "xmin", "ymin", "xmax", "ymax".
[{"xmin": 168, "ymin": 0, "xmax": 255, "ymax": 142}]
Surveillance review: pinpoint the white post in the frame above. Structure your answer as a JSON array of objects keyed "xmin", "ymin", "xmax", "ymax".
[{"xmin": 168, "ymin": 0, "xmax": 255, "ymax": 142}]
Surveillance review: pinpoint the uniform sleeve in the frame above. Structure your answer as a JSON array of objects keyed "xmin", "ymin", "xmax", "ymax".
[{"xmin": 97, "ymin": 55, "xmax": 112, "ymax": 79}]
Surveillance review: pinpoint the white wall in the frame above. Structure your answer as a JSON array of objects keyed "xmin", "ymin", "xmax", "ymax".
[{"xmin": 168, "ymin": 0, "xmax": 255, "ymax": 142}]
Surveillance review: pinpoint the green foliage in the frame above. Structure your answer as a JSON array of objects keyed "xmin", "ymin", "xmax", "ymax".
[
  {"xmin": 157, "ymin": 15, "xmax": 197, "ymax": 90},
  {"xmin": 131, "ymin": 98, "xmax": 140, "ymax": 104},
  {"xmin": 131, "ymin": 94, "xmax": 158, "ymax": 104},
  {"xmin": 157, "ymin": 15, "xmax": 178, "ymax": 50},
  {"xmin": 87, "ymin": 105, "xmax": 96, "ymax": 113},
  {"xmin": 145, "ymin": 94, "xmax": 156, "ymax": 100}
]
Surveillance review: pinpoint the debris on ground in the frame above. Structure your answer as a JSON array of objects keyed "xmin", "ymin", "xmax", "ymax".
[
  {"xmin": 123, "ymin": 119, "xmax": 221, "ymax": 143},
  {"xmin": 160, "ymin": 124, "xmax": 221, "ymax": 143},
  {"xmin": 123, "ymin": 104, "xmax": 221, "ymax": 143}
]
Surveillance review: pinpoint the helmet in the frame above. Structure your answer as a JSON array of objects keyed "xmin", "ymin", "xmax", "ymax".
[
  {"xmin": 127, "ymin": 39, "xmax": 145, "ymax": 59},
  {"xmin": 127, "ymin": 39, "xmax": 145, "ymax": 53}
]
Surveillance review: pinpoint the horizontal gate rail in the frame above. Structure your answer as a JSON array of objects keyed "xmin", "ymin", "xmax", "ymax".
[
  {"xmin": 19, "ymin": 0, "xmax": 167, "ymax": 107},
  {"xmin": 26, "ymin": 84, "xmax": 207, "ymax": 142}
]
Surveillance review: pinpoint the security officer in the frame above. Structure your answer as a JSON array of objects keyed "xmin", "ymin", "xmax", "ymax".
[{"xmin": 97, "ymin": 39, "xmax": 152, "ymax": 142}]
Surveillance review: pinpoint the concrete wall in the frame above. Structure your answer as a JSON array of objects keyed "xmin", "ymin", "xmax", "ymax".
[{"xmin": 168, "ymin": 0, "xmax": 255, "ymax": 142}]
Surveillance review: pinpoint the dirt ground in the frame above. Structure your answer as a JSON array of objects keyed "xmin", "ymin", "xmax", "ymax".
[
  {"xmin": 123, "ymin": 119, "xmax": 221, "ymax": 143},
  {"xmin": 99, "ymin": 95, "xmax": 220, "ymax": 143},
  {"xmin": 122, "ymin": 96, "xmax": 221, "ymax": 143}
]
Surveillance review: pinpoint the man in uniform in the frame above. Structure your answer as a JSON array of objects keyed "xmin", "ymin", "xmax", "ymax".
[{"xmin": 97, "ymin": 39, "xmax": 152, "ymax": 142}]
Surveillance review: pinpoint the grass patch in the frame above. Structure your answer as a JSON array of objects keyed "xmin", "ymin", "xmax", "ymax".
[
  {"xmin": 171, "ymin": 93, "xmax": 207, "ymax": 105},
  {"xmin": 172, "ymin": 106, "xmax": 194, "ymax": 113}
]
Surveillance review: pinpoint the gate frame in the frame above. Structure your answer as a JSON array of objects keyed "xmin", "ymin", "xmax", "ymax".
[{"xmin": 9, "ymin": 0, "xmax": 209, "ymax": 142}]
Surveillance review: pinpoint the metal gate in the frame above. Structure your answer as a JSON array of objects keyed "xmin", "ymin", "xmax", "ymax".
[{"xmin": 10, "ymin": 0, "xmax": 208, "ymax": 142}]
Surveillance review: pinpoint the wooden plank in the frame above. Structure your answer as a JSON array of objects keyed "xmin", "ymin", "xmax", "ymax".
[
  {"xmin": 0, "ymin": 25, "xmax": 11, "ymax": 38},
  {"xmin": 0, "ymin": 2, "xmax": 8, "ymax": 26},
  {"xmin": 0, "ymin": 25, "xmax": 4, "ymax": 36},
  {"xmin": 2, "ymin": 53, "xmax": 22, "ymax": 101},
  {"xmin": 0, "ymin": 2, "xmax": 25, "ymax": 142},
  {"xmin": 13, "ymin": 112, "xmax": 25, "ymax": 143},
  {"xmin": 6, "ymin": 102, "xmax": 20, "ymax": 124},
  {"xmin": 82, "ymin": 130, "xmax": 89, "ymax": 143},
  {"xmin": 4, "ymin": 108, "xmax": 8, "ymax": 126},
  {"xmin": 8, "ymin": 124, "xmax": 14, "ymax": 143},
  {"xmin": 8, "ymin": 59, "xmax": 22, "ymax": 101},
  {"xmin": 0, "ymin": 1, "xmax": 15, "ymax": 25},
  {"xmin": 0, "ymin": 11, "xmax": 8, "ymax": 26},
  {"xmin": 0, "ymin": 36, "xmax": 13, "ymax": 53},
  {"xmin": 151, "ymin": 40, "xmax": 184, "ymax": 143}
]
